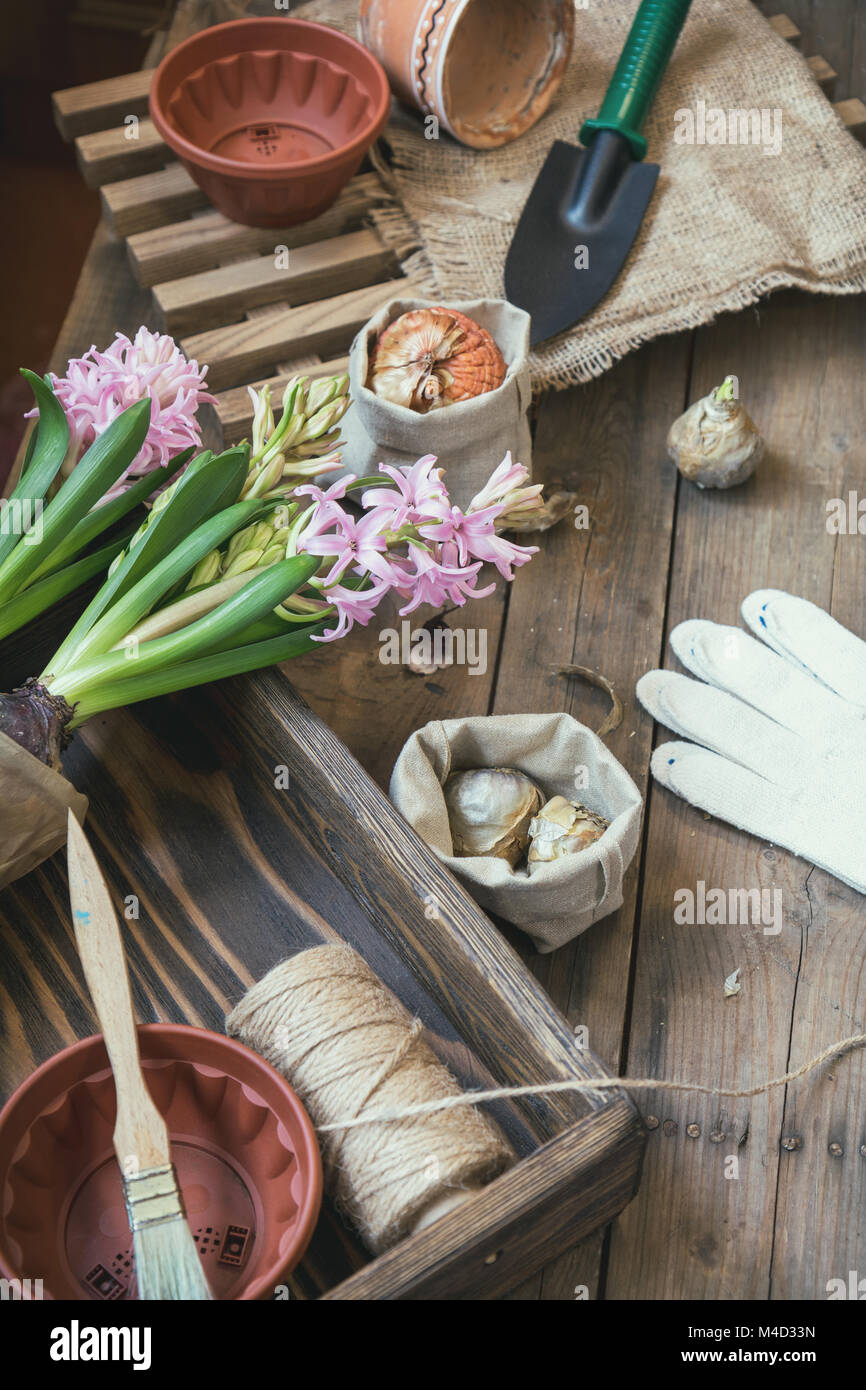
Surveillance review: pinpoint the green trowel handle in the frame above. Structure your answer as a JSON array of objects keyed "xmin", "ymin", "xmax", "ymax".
[{"xmin": 580, "ymin": 0, "xmax": 692, "ymax": 161}]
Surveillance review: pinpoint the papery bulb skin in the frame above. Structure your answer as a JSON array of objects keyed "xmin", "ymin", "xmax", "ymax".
[
  {"xmin": 444, "ymin": 767, "xmax": 543, "ymax": 866},
  {"xmin": 667, "ymin": 377, "xmax": 764, "ymax": 490},
  {"xmin": 528, "ymin": 796, "xmax": 609, "ymax": 863},
  {"xmin": 367, "ymin": 307, "xmax": 507, "ymax": 414}
]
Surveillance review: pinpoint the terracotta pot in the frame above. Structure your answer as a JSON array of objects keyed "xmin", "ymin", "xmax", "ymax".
[
  {"xmin": 359, "ymin": 0, "xmax": 574, "ymax": 149},
  {"xmin": 149, "ymin": 17, "xmax": 390, "ymax": 228},
  {"xmin": 0, "ymin": 1024, "xmax": 322, "ymax": 1300}
]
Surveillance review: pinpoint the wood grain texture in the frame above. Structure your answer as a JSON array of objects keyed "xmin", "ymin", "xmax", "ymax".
[
  {"xmin": 67, "ymin": 813, "xmax": 172, "ymax": 1172},
  {"xmin": 807, "ymin": 54, "xmax": 837, "ymax": 96},
  {"xmin": 323, "ymin": 1104, "xmax": 644, "ymax": 1299},
  {"xmin": 102, "ymin": 164, "xmax": 209, "ymax": 237},
  {"xmin": 182, "ymin": 278, "xmax": 413, "ymax": 391},
  {"xmin": 211, "ymin": 356, "xmax": 351, "ymax": 442},
  {"xmin": 53, "ymin": 69, "xmax": 155, "ymax": 140},
  {"xmin": 128, "ymin": 173, "xmax": 387, "ymax": 285},
  {"xmin": 486, "ymin": 334, "xmax": 690, "ymax": 1300},
  {"xmin": 0, "ymin": 673, "xmax": 644, "ymax": 1297},
  {"xmin": 154, "ymin": 230, "xmax": 398, "ymax": 335},
  {"xmin": 75, "ymin": 119, "xmax": 168, "ymax": 189},
  {"xmin": 9, "ymin": 0, "xmax": 863, "ymax": 1302},
  {"xmin": 606, "ymin": 289, "xmax": 866, "ymax": 1301},
  {"xmin": 834, "ymin": 97, "xmax": 866, "ymax": 140}
]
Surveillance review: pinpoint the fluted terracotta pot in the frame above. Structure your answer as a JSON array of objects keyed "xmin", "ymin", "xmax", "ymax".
[{"xmin": 359, "ymin": 0, "xmax": 574, "ymax": 149}]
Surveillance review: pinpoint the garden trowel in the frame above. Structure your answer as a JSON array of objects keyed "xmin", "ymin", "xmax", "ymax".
[{"xmin": 505, "ymin": 0, "xmax": 692, "ymax": 347}]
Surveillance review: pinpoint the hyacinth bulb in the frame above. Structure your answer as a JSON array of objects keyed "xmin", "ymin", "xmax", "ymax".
[
  {"xmin": 444, "ymin": 767, "xmax": 543, "ymax": 866},
  {"xmin": 527, "ymin": 796, "xmax": 609, "ymax": 863},
  {"xmin": 367, "ymin": 307, "xmax": 507, "ymax": 414},
  {"xmin": 666, "ymin": 376, "xmax": 764, "ymax": 490}
]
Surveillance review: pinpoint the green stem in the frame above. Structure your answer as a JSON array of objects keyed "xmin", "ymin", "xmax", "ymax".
[
  {"xmin": 0, "ymin": 533, "xmax": 133, "ymax": 642},
  {"xmin": 65, "ymin": 622, "xmax": 326, "ymax": 727},
  {"xmin": 43, "ymin": 497, "xmax": 263, "ymax": 679},
  {"xmin": 50, "ymin": 554, "xmax": 319, "ymax": 703},
  {"xmin": 118, "ymin": 566, "xmax": 273, "ymax": 647}
]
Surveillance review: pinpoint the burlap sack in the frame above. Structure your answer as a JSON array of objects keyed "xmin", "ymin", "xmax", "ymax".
[
  {"xmin": 331, "ymin": 296, "xmax": 533, "ymax": 509},
  {"xmin": 390, "ymin": 713, "xmax": 642, "ymax": 953},
  {"xmin": 299, "ymin": 0, "xmax": 866, "ymax": 390},
  {"xmin": 0, "ymin": 731, "xmax": 88, "ymax": 889}
]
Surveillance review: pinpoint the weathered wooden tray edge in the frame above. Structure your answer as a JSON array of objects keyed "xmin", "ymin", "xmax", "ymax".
[{"xmin": 224, "ymin": 667, "xmax": 647, "ymax": 1298}]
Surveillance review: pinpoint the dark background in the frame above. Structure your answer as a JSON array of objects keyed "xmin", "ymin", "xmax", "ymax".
[{"xmin": 0, "ymin": 0, "xmax": 160, "ymax": 483}]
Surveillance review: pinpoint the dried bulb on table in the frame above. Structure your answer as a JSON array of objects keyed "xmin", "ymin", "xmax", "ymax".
[{"xmin": 666, "ymin": 376, "xmax": 764, "ymax": 489}]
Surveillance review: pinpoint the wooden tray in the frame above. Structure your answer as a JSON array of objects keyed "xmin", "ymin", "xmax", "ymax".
[
  {"xmin": 0, "ymin": 666, "xmax": 645, "ymax": 1299},
  {"xmin": 49, "ymin": 14, "xmax": 866, "ymax": 447}
]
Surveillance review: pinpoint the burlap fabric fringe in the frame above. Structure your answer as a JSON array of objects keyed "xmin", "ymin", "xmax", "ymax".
[
  {"xmin": 226, "ymin": 944, "xmax": 512, "ymax": 1254},
  {"xmin": 297, "ymin": 0, "xmax": 866, "ymax": 390}
]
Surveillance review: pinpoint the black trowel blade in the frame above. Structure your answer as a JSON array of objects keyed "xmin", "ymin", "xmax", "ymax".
[{"xmin": 505, "ymin": 139, "xmax": 660, "ymax": 348}]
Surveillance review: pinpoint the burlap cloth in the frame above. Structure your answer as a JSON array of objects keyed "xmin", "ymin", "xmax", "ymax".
[{"xmin": 299, "ymin": 0, "xmax": 866, "ymax": 389}]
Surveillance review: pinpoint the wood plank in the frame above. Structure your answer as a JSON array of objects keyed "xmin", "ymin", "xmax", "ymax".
[
  {"xmin": 127, "ymin": 172, "xmax": 385, "ymax": 285},
  {"xmin": 211, "ymin": 356, "xmax": 351, "ymax": 443},
  {"xmin": 75, "ymin": 117, "xmax": 168, "ymax": 189},
  {"xmin": 606, "ymin": 289, "xmax": 866, "ymax": 1300},
  {"xmin": 182, "ymin": 278, "xmax": 410, "ymax": 391},
  {"xmin": 490, "ymin": 329, "xmax": 692, "ymax": 1302},
  {"xmin": 760, "ymin": 294, "xmax": 866, "ymax": 1300},
  {"xmin": 101, "ymin": 163, "xmax": 208, "ymax": 237},
  {"xmin": 807, "ymin": 54, "xmax": 837, "ymax": 96},
  {"xmin": 154, "ymin": 230, "xmax": 398, "ymax": 335},
  {"xmin": 760, "ymin": 1, "xmax": 858, "ymax": 95},
  {"xmin": 0, "ymin": 671, "xmax": 588, "ymax": 1295},
  {"xmin": 233, "ymin": 672, "xmax": 619, "ymax": 1137},
  {"xmin": 53, "ymin": 69, "xmax": 154, "ymax": 141},
  {"xmin": 835, "ymin": 97, "xmax": 866, "ymax": 141},
  {"xmin": 768, "ymin": 13, "xmax": 801, "ymax": 45},
  {"xmin": 324, "ymin": 1104, "xmax": 643, "ymax": 1299}
]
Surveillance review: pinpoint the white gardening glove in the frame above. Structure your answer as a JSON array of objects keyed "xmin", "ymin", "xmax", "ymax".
[{"xmin": 636, "ymin": 590, "xmax": 866, "ymax": 894}]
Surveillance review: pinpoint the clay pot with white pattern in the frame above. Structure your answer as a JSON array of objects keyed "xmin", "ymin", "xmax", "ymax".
[{"xmin": 359, "ymin": 0, "xmax": 574, "ymax": 149}]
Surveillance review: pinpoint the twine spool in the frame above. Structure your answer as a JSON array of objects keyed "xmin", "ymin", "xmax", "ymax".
[{"xmin": 226, "ymin": 944, "xmax": 513, "ymax": 1254}]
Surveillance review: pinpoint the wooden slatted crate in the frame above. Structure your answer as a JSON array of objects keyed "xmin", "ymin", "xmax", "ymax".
[
  {"xmin": 0, "ymin": 658, "xmax": 647, "ymax": 1300},
  {"xmin": 50, "ymin": 15, "xmax": 866, "ymax": 446}
]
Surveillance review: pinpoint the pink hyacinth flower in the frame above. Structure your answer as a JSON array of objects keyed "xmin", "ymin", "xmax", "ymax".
[
  {"xmin": 30, "ymin": 327, "xmax": 216, "ymax": 499},
  {"xmin": 313, "ymin": 578, "xmax": 393, "ymax": 642},
  {"xmin": 298, "ymin": 505, "xmax": 409, "ymax": 589},
  {"xmin": 394, "ymin": 541, "xmax": 494, "ymax": 616},
  {"xmin": 420, "ymin": 504, "xmax": 537, "ymax": 581},
  {"xmin": 360, "ymin": 455, "xmax": 450, "ymax": 526}
]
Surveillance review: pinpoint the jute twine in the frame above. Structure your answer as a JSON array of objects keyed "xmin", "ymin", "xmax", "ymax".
[
  {"xmin": 313, "ymin": 1031, "xmax": 866, "ymax": 1132},
  {"xmin": 225, "ymin": 944, "xmax": 513, "ymax": 1254},
  {"xmin": 229, "ymin": 943, "xmax": 866, "ymax": 1169}
]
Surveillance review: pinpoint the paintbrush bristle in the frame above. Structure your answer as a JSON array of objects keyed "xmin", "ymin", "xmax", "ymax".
[{"xmin": 133, "ymin": 1216, "xmax": 213, "ymax": 1301}]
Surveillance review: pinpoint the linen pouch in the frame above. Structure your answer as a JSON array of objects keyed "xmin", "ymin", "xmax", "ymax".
[
  {"xmin": 331, "ymin": 296, "xmax": 533, "ymax": 509},
  {"xmin": 0, "ymin": 730, "xmax": 88, "ymax": 889},
  {"xmin": 390, "ymin": 713, "xmax": 643, "ymax": 953}
]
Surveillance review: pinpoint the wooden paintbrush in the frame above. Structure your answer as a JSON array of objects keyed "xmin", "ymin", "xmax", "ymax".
[{"xmin": 66, "ymin": 809, "xmax": 213, "ymax": 1301}]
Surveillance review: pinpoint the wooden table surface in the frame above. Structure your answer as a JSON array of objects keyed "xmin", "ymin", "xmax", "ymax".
[{"xmin": 4, "ymin": 0, "xmax": 865, "ymax": 1300}]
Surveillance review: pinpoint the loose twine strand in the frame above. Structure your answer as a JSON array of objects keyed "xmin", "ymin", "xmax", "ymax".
[
  {"xmin": 317, "ymin": 1030, "xmax": 866, "ymax": 1134},
  {"xmin": 228, "ymin": 946, "xmax": 866, "ymax": 1253}
]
